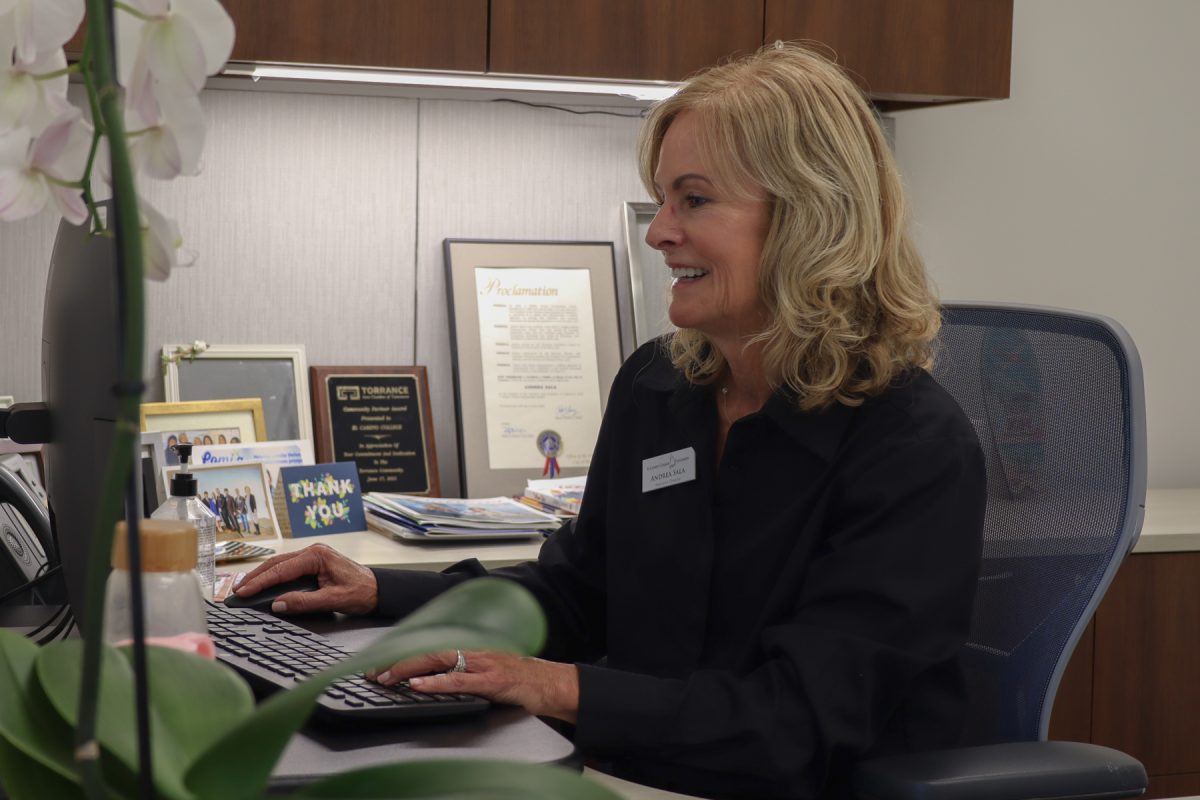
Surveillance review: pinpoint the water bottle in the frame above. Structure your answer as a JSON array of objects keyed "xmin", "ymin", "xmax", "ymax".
[
  {"xmin": 102, "ymin": 519, "xmax": 208, "ymax": 646},
  {"xmin": 150, "ymin": 443, "xmax": 218, "ymax": 598}
]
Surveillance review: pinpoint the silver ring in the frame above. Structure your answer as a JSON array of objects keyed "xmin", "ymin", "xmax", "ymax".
[{"xmin": 451, "ymin": 648, "xmax": 467, "ymax": 673}]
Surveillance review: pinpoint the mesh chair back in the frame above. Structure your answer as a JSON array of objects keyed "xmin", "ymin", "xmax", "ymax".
[{"xmin": 932, "ymin": 304, "xmax": 1146, "ymax": 745}]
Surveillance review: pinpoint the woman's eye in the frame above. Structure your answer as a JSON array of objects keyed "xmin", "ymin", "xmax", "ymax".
[{"xmin": 684, "ymin": 194, "xmax": 709, "ymax": 209}]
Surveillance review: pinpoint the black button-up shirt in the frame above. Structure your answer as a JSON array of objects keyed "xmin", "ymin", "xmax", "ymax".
[{"xmin": 374, "ymin": 341, "xmax": 986, "ymax": 799}]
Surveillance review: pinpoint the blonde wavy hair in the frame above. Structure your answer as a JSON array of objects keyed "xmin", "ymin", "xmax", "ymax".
[{"xmin": 638, "ymin": 43, "xmax": 940, "ymax": 410}]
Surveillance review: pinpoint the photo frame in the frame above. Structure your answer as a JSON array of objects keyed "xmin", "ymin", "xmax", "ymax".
[
  {"xmin": 140, "ymin": 399, "xmax": 268, "ymax": 444},
  {"xmin": 310, "ymin": 366, "xmax": 440, "ymax": 496},
  {"xmin": 139, "ymin": 432, "xmax": 169, "ymax": 513},
  {"xmin": 162, "ymin": 344, "xmax": 311, "ymax": 444},
  {"xmin": 622, "ymin": 201, "xmax": 675, "ymax": 347},
  {"xmin": 162, "ymin": 461, "xmax": 281, "ymax": 543},
  {"xmin": 444, "ymin": 239, "xmax": 624, "ymax": 498}
]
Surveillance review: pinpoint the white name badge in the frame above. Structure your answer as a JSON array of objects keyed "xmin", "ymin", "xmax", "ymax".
[{"xmin": 642, "ymin": 447, "xmax": 697, "ymax": 493}]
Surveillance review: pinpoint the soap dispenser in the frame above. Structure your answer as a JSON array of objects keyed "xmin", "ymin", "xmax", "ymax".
[{"xmin": 151, "ymin": 443, "xmax": 218, "ymax": 598}]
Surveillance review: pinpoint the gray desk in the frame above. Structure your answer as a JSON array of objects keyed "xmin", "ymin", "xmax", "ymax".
[{"xmin": 267, "ymin": 603, "xmax": 578, "ymax": 791}]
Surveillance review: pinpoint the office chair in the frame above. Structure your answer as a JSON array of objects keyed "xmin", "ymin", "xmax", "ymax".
[{"xmin": 854, "ymin": 303, "xmax": 1149, "ymax": 800}]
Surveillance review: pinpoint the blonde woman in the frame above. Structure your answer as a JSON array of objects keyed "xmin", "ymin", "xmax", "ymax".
[{"xmin": 237, "ymin": 45, "xmax": 986, "ymax": 799}]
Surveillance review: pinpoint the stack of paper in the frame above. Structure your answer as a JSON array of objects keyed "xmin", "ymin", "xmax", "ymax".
[
  {"xmin": 364, "ymin": 493, "xmax": 560, "ymax": 542},
  {"xmin": 521, "ymin": 475, "xmax": 586, "ymax": 517}
]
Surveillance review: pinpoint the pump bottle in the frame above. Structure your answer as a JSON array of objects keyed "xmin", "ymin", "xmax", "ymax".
[{"xmin": 151, "ymin": 443, "xmax": 218, "ymax": 598}]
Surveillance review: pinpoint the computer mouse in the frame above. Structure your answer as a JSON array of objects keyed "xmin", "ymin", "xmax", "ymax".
[{"xmin": 223, "ymin": 574, "xmax": 321, "ymax": 612}]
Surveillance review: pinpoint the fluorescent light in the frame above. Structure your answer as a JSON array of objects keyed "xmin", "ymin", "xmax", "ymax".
[{"xmin": 222, "ymin": 63, "xmax": 679, "ymax": 103}]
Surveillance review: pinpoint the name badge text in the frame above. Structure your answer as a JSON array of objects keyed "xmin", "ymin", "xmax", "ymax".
[{"xmin": 642, "ymin": 447, "xmax": 697, "ymax": 493}]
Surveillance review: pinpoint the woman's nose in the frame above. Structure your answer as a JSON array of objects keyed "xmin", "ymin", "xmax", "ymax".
[{"xmin": 646, "ymin": 204, "xmax": 680, "ymax": 252}]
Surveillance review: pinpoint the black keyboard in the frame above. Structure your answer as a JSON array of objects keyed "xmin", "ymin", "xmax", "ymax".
[{"xmin": 205, "ymin": 603, "xmax": 489, "ymax": 723}]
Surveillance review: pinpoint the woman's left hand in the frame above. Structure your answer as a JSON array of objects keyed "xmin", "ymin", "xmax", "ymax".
[{"xmin": 366, "ymin": 650, "xmax": 580, "ymax": 723}]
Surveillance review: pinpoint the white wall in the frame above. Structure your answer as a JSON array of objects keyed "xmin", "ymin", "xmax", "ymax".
[
  {"xmin": 893, "ymin": 0, "xmax": 1200, "ymax": 488},
  {"xmin": 0, "ymin": 89, "xmax": 648, "ymax": 496}
]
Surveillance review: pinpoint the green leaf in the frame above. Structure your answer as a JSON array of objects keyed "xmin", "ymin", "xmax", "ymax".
[
  {"xmin": 186, "ymin": 578, "xmax": 546, "ymax": 799},
  {"xmin": 0, "ymin": 629, "xmax": 80, "ymax": 794},
  {"xmin": 0, "ymin": 735, "xmax": 83, "ymax": 800},
  {"xmin": 290, "ymin": 759, "xmax": 623, "ymax": 799},
  {"xmin": 36, "ymin": 640, "xmax": 255, "ymax": 800}
]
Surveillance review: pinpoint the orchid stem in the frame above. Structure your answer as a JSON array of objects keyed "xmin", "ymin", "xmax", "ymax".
[
  {"xmin": 76, "ymin": 1, "xmax": 149, "ymax": 799},
  {"xmin": 34, "ymin": 64, "xmax": 82, "ymax": 81}
]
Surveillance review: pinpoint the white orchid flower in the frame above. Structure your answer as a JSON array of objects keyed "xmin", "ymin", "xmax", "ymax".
[
  {"xmin": 0, "ymin": 38, "xmax": 73, "ymax": 134},
  {"xmin": 116, "ymin": 0, "xmax": 234, "ymax": 105},
  {"xmin": 127, "ymin": 84, "xmax": 205, "ymax": 179},
  {"xmin": 0, "ymin": 107, "xmax": 91, "ymax": 224},
  {"xmin": 140, "ymin": 197, "xmax": 189, "ymax": 280},
  {"xmin": 0, "ymin": 0, "xmax": 84, "ymax": 65}
]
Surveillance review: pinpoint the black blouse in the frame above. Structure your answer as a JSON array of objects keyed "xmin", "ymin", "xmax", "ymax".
[{"xmin": 373, "ymin": 340, "xmax": 986, "ymax": 799}]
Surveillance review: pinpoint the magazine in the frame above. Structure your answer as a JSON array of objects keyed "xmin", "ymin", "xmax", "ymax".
[
  {"xmin": 365, "ymin": 493, "xmax": 560, "ymax": 531},
  {"xmin": 523, "ymin": 475, "xmax": 586, "ymax": 515}
]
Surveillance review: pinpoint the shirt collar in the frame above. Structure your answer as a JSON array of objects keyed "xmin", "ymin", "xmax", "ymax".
[{"xmin": 632, "ymin": 346, "xmax": 854, "ymax": 463}]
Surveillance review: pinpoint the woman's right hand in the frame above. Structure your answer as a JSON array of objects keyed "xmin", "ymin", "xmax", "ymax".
[{"xmin": 232, "ymin": 543, "xmax": 378, "ymax": 615}]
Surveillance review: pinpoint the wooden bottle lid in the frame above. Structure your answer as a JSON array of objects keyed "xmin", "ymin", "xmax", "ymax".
[{"xmin": 112, "ymin": 520, "xmax": 197, "ymax": 572}]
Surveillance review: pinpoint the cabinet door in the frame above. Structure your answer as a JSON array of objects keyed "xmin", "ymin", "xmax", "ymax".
[
  {"xmin": 1091, "ymin": 553, "xmax": 1200, "ymax": 784},
  {"xmin": 489, "ymin": 0, "xmax": 763, "ymax": 82},
  {"xmin": 221, "ymin": 0, "xmax": 487, "ymax": 72},
  {"xmin": 765, "ymin": 0, "xmax": 1012, "ymax": 102}
]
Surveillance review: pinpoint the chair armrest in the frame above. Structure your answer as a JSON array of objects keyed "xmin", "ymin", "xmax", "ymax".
[{"xmin": 853, "ymin": 740, "xmax": 1146, "ymax": 800}]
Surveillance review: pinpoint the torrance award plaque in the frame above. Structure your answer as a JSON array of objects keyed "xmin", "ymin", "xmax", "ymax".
[{"xmin": 309, "ymin": 366, "xmax": 440, "ymax": 496}]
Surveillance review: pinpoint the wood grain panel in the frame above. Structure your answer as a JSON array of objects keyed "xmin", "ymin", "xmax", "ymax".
[
  {"xmin": 765, "ymin": 0, "xmax": 1013, "ymax": 101},
  {"xmin": 221, "ymin": 0, "xmax": 487, "ymax": 71},
  {"xmin": 1145, "ymin": 772, "xmax": 1200, "ymax": 800},
  {"xmin": 490, "ymin": 0, "xmax": 763, "ymax": 81},
  {"xmin": 1048, "ymin": 619, "xmax": 1094, "ymax": 743},
  {"xmin": 1091, "ymin": 553, "xmax": 1200, "ymax": 776}
]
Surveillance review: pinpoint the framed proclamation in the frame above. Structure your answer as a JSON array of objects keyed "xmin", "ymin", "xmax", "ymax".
[
  {"xmin": 444, "ymin": 239, "xmax": 624, "ymax": 498},
  {"xmin": 309, "ymin": 366, "xmax": 440, "ymax": 497}
]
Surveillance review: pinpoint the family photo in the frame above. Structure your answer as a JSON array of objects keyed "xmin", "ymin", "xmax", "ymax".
[{"xmin": 162, "ymin": 462, "xmax": 279, "ymax": 542}]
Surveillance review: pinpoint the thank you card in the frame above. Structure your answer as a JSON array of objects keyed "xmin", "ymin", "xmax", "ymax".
[{"xmin": 279, "ymin": 462, "xmax": 366, "ymax": 537}]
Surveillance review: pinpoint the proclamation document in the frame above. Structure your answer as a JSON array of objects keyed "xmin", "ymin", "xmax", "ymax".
[{"xmin": 474, "ymin": 267, "xmax": 602, "ymax": 471}]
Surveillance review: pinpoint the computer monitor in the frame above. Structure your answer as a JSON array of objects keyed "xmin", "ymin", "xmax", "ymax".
[{"xmin": 29, "ymin": 204, "xmax": 123, "ymax": 624}]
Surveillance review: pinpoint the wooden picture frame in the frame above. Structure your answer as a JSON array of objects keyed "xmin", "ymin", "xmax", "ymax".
[
  {"xmin": 140, "ymin": 399, "xmax": 268, "ymax": 443},
  {"xmin": 443, "ymin": 239, "xmax": 623, "ymax": 497},
  {"xmin": 309, "ymin": 366, "xmax": 440, "ymax": 496},
  {"xmin": 162, "ymin": 344, "xmax": 312, "ymax": 444}
]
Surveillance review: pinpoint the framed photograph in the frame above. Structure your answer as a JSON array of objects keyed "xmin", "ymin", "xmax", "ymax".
[
  {"xmin": 139, "ymin": 432, "xmax": 169, "ymax": 513},
  {"xmin": 310, "ymin": 365, "xmax": 440, "ymax": 496},
  {"xmin": 623, "ymin": 201, "xmax": 675, "ymax": 347},
  {"xmin": 162, "ymin": 344, "xmax": 312, "ymax": 444},
  {"xmin": 140, "ymin": 399, "xmax": 268, "ymax": 444},
  {"xmin": 162, "ymin": 461, "xmax": 280, "ymax": 543},
  {"xmin": 444, "ymin": 239, "xmax": 624, "ymax": 497}
]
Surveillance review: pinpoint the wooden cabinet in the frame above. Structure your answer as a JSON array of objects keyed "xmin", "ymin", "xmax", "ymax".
[
  {"xmin": 1049, "ymin": 553, "xmax": 1200, "ymax": 799},
  {"xmin": 488, "ymin": 0, "xmax": 762, "ymax": 82},
  {"xmin": 765, "ymin": 0, "xmax": 1013, "ymax": 103},
  {"xmin": 211, "ymin": 0, "xmax": 1011, "ymax": 107},
  {"xmin": 220, "ymin": 0, "xmax": 487, "ymax": 72}
]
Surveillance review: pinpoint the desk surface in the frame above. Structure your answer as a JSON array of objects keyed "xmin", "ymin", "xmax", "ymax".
[
  {"xmin": 222, "ymin": 489, "xmax": 1200, "ymax": 579},
  {"xmin": 1135, "ymin": 488, "xmax": 1200, "ymax": 553},
  {"xmin": 270, "ymin": 613, "xmax": 577, "ymax": 789},
  {"xmin": 223, "ymin": 528, "xmax": 544, "ymax": 574}
]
